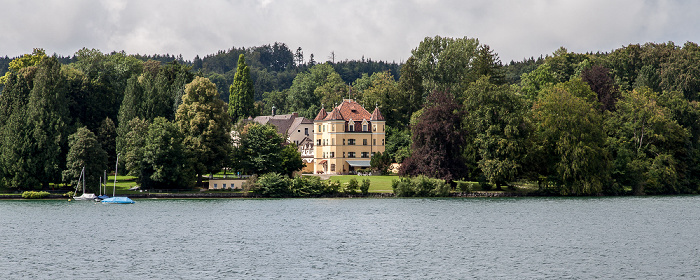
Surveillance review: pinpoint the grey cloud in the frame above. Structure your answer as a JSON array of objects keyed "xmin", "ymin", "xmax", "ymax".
[{"xmin": 1, "ymin": 0, "xmax": 699, "ymax": 62}]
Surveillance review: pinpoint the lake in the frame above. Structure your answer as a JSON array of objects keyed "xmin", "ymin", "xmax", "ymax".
[{"xmin": 1, "ymin": 196, "xmax": 698, "ymax": 279}]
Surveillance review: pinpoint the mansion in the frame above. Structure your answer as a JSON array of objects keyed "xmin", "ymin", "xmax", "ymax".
[{"xmin": 313, "ymin": 99, "xmax": 385, "ymax": 174}]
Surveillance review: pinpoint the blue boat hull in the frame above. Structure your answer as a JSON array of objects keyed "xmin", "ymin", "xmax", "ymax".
[{"xmin": 100, "ymin": 197, "xmax": 135, "ymax": 204}]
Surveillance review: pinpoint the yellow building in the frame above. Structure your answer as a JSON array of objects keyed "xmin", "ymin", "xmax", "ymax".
[{"xmin": 313, "ymin": 99, "xmax": 385, "ymax": 174}]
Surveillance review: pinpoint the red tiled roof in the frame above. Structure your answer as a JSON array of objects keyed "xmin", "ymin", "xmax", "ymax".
[
  {"xmin": 371, "ymin": 107, "xmax": 385, "ymax": 121},
  {"xmin": 323, "ymin": 99, "xmax": 372, "ymax": 121},
  {"xmin": 314, "ymin": 108, "xmax": 328, "ymax": 121},
  {"xmin": 324, "ymin": 107, "xmax": 344, "ymax": 120}
]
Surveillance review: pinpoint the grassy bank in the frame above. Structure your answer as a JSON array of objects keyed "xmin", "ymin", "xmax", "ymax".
[{"xmin": 324, "ymin": 174, "xmax": 398, "ymax": 193}]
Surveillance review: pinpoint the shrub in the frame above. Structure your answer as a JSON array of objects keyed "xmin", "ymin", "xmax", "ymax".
[
  {"xmin": 345, "ymin": 178, "xmax": 359, "ymax": 194},
  {"xmin": 457, "ymin": 182, "xmax": 471, "ymax": 193},
  {"xmin": 324, "ymin": 180, "xmax": 341, "ymax": 194},
  {"xmin": 255, "ymin": 173, "xmax": 291, "ymax": 197},
  {"xmin": 64, "ymin": 191, "xmax": 75, "ymax": 197},
  {"xmin": 22, "ymin": 191, "xmax": 50, "ymax": 199},
  {"xmin": 392, "ymin": 176, "xmax": 450, "ymax": 197},
  {"xmin": 360, "ymin": 179, "xmax": 370, "ymax": 195}
]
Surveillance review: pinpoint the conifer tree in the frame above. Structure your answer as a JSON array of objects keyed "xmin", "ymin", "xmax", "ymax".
[{"xmin": 228, "ymin": 54, "xmax": 255, "ymax": 122}]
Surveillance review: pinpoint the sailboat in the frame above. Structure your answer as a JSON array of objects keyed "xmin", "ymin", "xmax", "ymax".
[
  {"xmin": 101, "ymin": 153, "xmax": 134, "ymax": 204},
  {"xmin": 72, "ymin": 167, "xmax": 97, "ymax": 201},
  {"xmin": 96, "ymin": 171, "xmax": 110, "ymax": 201}
]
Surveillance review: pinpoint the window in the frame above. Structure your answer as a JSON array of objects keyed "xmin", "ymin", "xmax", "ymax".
[
  {"xmin": 361, "ymin": 152, "xmax": 369, "ymax": 158},
  {"xmin": 348, "ymin": 119, "xmax": 354, "ymax": 132},
  {"xmin": 382, "ymin": 139, "xmax": 385, "ymax": 145},
  {"xmin": 318, "ymin": 125, "xmax": 322, "ymax": 132},
  {"xmin": 348, "ymin": 139, "xmax": 356, "ymax": 145},
  {"xmin": 298, "ymin": 130, "xmax": 300, "ymax": 133},
  {"xmin": 305, "ymin": 128, "xmax": 309, "ymax": 135},
  {"xmin": 332, "ymin": 138, "xmax": 335, "ymax": 145},
  {"xmin": 383, "ymin": 125, "xmax": 385, "ymax": 132},
  {"xmin": 343, "ymin": 152, "xmax": 345, "ymax": 158},
  {"xmin": 348, "ymin": 152, "xmax": 356, "ymax": 158},
  {"xmin": 362, "ymin": 124, "xmax": 367, "ymax": 131},
  {"xmin": 232, "ymin": 183, "xmax": 235, "ymax": 189},
  {"xmin": 223, "ymin": 184, "xmax": 227, "ymax": 189},
  {"xmin": 373, "ymin": 139, "xmax": 376, "ymax": 145},
  {"xmin": 317, "ymin": 139, "xmax": 321, "ymax": 146},
  {"xmin": 343, "ymin": 139, "xmax": 346, "ymax": 145},
  {"xmin": 331, "ymin": 164, "xmax": 335, "ymax": 171},
  {"xmin": 373, "ymin": 125, "xmax": 377, "ymax": 132},
  {"xmin": 213, "ymin": 184, "xmax": 218, "ymax": 189},
  {"xmin": 332, "ymin": 125, "xmax": 335, "ymax": 131},
  {"xmin": 330, "ymin": 152, "xmax": 335, "ymax": 158},
  {"xmin": 363, "ymin": 139, "xmax": 367, "ymax": 145},
  {"xmin": 372, "ymin": 152, "xmax": 376, "ymax": 156}
]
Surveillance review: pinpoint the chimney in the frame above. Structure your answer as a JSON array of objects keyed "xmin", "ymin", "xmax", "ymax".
[
  {"xmin": 272, "ymin": 106, "xmax": 276, "ymax": 116},
  {"xmin": 293, "ymin": 112, "xmax": 298, "ymax": 118}
]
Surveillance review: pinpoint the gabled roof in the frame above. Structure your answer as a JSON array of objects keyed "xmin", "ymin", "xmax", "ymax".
[
  {"xmin": 249, "ymin": 113, "xmax": 311, "ymax": 136},
  {"xmin": 288, "ymin": 116, "xmax": 314, "ymax": 134},
  {"xmin": 371, "ymin": 106, "xmax": 385, "ymax": 121}
]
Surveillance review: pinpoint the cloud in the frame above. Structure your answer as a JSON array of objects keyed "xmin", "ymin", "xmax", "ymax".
[{"xmin": 1, "ymin": 0, "xmax": 699, "ymax": 63}]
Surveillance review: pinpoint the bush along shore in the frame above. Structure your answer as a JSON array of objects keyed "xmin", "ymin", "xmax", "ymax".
[{"xmin": 1, "ymin": 173, "xmax": 530, "ymax": 199}]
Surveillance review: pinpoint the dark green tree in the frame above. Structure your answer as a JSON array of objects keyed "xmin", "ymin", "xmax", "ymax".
[
  {"xmin": 143, "ymin": 117, "xmax": 193, "ymax": 189},
  {"xmin": 233, "ymin": 123, "xmax": 302, "ymax": 176},
  {"xmin": 62, "ymin": 127, "xmax": 108, "ymax": 192},
  {"xmin": 123, "ymin": 117, "xmax": 151, "ymax": 187},
  {"xmin": 228, "ymin": 54, "xmax": 255, "ymax": 122},
  {"xmin": 530, "ymin": 86, "xmax": 609, "ymax": 195},
  {"xmin": 464, "ymin": 77, "xmax": 530, "ymax": 189},
  {"xmin": 395, "ymin": 57, "xmax": 425, "ymax": 128},
  {"xmin": 96, "ymin": 117, "xmax": 117, "ymax": 169},
  {"xmin": 0, "ymin": 69, "xmax": 36, "ymax": 189},
  {"xmin": 26, "ymin": 56, "xmax": 71, "ymax": 188}
]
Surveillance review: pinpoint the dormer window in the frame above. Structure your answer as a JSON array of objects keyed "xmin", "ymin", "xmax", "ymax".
[
  {"xmin": 362, "ymin": 120, "xmax": 368, "ymax": 131},
  {"xmin": 348, "ymin": 119, "xmax": 354, "ymax": 131}
]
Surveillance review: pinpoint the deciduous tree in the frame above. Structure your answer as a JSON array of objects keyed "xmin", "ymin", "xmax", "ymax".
[
  {"xmin": 176, "ymin": 77, "xmax": 231, "ymax": 186},
  {"xmin": 399, "ymin": 90, "xmax": 467, "ymax": 184},
  {"xmin": 62, "ymin": 127, "xmax": 108, "ymax": 192}
]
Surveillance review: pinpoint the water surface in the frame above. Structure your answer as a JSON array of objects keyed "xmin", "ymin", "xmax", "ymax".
[{"xmin": 1, "ymin": 196, "xmax": 698, "ymax": 279}]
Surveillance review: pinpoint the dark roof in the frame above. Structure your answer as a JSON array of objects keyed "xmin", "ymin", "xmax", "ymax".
[{"xmin": 250, "ymin": 113, "xmax": 311, "ymax": 135}]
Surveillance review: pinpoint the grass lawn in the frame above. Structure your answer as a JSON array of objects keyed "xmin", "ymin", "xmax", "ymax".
[{"xmin": 325, "ymin": 174, "xmax": 399, "ymax": 193}]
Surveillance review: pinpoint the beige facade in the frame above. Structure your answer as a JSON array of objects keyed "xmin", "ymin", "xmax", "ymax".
[
  {"xmin": 208, "ymin": 179, "xmax": 247, "ymax": 190},
  {"xmin": 313, "ymin": 99, "xmax": 385, "ymax": 174}
]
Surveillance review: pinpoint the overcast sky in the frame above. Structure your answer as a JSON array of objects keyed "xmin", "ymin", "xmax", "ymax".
[{"xmin": 1, "ymin": 0, "xmax": 699, "ymax": 63}]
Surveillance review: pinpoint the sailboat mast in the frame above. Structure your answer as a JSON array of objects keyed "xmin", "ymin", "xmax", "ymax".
[
  {"xmin": 81, "ymin": 167, "xmax": 85, "ymax": 194},
  {"xmin": 113, "ymin": 153, "xmax": 120, "ymax": 197}
]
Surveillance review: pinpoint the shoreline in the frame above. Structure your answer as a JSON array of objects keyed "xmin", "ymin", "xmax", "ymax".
[{"xmin": 0, "ymin": 191, "xmax": 526, "ymax": 200}]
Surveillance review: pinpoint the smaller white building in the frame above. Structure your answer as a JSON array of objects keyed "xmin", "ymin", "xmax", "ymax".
[{"xmin": 208, "ymin": 179, "xmax": 247, "ymax": 190}]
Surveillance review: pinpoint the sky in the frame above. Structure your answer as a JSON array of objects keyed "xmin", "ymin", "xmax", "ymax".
[{"xmin": 1, "ymin": 0, "xmax": 699, "ymax": 63}]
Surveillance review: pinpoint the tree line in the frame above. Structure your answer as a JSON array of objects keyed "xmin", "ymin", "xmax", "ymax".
[{"xmin": 1, "ymin": 37, "xmax": 700, "ymax": 196}]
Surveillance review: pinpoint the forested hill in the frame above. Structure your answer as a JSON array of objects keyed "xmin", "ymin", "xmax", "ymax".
[
  {"xmin": 3, "ymin": 38, "xmax": 700, "ymax": 196},
  {"xmin": 0, "ymin": 43, "xmax": 401, "ymax": 104}
]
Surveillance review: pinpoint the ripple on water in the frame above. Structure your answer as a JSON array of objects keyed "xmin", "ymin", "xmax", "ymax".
[{"xmin": 0, "ymin": 197, "xmax": 699, "ymax": 279}]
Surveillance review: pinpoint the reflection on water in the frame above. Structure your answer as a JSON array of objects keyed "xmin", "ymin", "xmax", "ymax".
[{"xmin": 1, "ymin": 197, "xmax": 699, "ymax": 279}]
